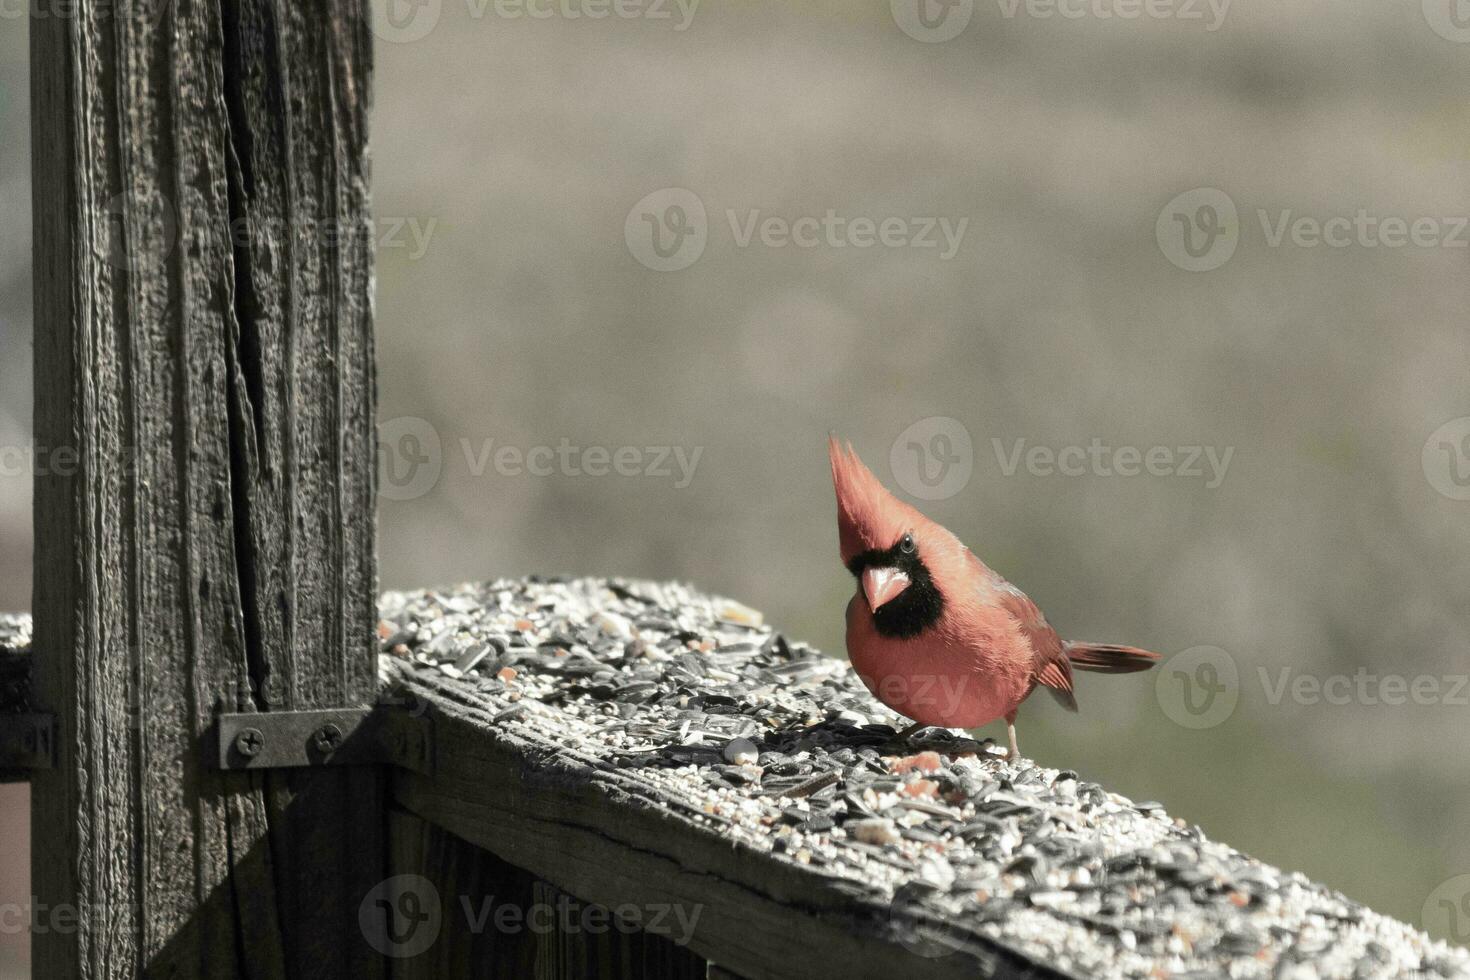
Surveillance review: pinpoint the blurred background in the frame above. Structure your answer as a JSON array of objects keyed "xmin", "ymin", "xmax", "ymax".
[{"xmin": 3, "ymin": 0, "xmax": 1470, "ymax": 973}]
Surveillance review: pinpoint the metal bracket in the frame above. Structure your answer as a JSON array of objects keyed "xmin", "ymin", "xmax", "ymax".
[
  {"xmin": 216, "ymin": 703, "xmax": 433, "ymax": 775},
  {"xmin": 0, "ymin": 713, "xmax": 56, "ymax": 771}
]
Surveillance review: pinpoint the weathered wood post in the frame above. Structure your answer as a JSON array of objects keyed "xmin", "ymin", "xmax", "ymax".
[{"xmin": 30, "ymin": 1, "xmax": 380, "ymax": 976}]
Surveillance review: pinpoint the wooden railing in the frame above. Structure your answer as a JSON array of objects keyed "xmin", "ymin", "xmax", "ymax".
[
  {"xmin": 18, "ymin": 3, "xmax": 1469, "ymax": 978},
  {"xmin": 6, "ymin": 587, "xmax": 1468, "ymax": 978}
]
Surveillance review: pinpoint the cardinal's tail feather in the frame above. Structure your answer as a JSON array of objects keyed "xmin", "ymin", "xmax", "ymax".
[
  {"xmin": 1064, "ymin": 642, "xmax": 1160, "ymax": 674},
  {"xmin": 1035, "ymin": 656, "xmax": 1078, "ymax": 712}
]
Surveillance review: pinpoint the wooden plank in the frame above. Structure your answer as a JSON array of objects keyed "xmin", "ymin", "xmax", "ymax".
[
  {"xmin": 377, "ymin": 578, "xmax": 1470, "ymax": 979},
  {"xmin": 385, "ymin": 806, "xmax": 708, "ymax": 980},
  {"xmin": 0, "ymin": 615, "xmax": 33, "ymax": 782},
  {"xmin": 530, "ymin": 879, "xmax": 708, "ymax": 980},
  {"xmin": 385, "ymin": 805, "xmax": 542, "ymax": 980},
  {"xmin": 389, "ymin": 667, "xmax": 1048, "ymax": 980},
  {"xmin": 30, "ymin": 1, "xmax": 379, "ymax": 977}
]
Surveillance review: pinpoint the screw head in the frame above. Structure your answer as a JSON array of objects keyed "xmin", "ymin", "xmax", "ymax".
[
  {"xmin": 234, "ymin": 727, "xmax": 264, "ymax": 758},
  {"xmin": 313, "ymin": 723, "xmax": 344, "ymax": 755}
]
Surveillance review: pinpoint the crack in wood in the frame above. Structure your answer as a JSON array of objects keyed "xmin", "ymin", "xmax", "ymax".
[{"xmin": 30, "ymin": 1, "xmax": 381, "ymax": 975}]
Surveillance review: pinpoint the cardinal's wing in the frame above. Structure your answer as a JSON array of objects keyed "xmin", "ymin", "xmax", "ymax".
[{"xmin": 992, "ymin": 578, "xmax": 1077, "ymax": 712}]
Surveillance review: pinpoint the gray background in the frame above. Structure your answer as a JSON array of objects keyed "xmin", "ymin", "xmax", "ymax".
[{"xmin": 3, "ymin": 0, "xmax": 1470, "ymax": 973}]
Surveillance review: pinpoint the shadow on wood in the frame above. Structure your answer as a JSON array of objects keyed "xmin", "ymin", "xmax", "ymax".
[{"xmin": 386, "ymin": 807, "xmax": 709, "ymax": 980}]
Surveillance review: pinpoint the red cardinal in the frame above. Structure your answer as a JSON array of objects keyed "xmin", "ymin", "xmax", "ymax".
[{"xmin": 829, "ymin": 436, "xmax": 1159, "ymax": 759}]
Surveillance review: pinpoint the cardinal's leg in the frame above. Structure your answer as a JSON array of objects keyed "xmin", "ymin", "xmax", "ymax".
[{"xmin": 1004, "ymin": 710, "xmax": 1019, "ymax": 760}]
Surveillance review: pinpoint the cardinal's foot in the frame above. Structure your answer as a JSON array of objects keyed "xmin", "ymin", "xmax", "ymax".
[{"xmin": 1004, "ymin": 714, "xmax": 1020, "ymax": 761}]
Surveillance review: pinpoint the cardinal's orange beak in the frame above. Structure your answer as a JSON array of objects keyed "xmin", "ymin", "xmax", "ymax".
[{"xmin": 861, "ymin": 566, "xmax": 911, "ymax": 613}]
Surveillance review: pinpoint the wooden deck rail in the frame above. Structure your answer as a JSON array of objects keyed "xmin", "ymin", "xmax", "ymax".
[{"xmin": 6, "ymin": 589, "xmax": 1467, "ymax": 978}]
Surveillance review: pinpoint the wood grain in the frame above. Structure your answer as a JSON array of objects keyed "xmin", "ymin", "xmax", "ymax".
[
  {"xmin": 30, "ymin": 2, "xmax": 379, "ymax": 977},
  {"xmin": 384, "ymin": 808, "xmax": 709, "ymax": 979},
  {"xmin": 387, "ymin": 664, "xmax": 1057, "ymax": 980}
]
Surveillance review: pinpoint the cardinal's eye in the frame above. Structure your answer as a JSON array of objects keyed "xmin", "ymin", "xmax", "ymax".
[{"xmin": 899, "ymin": 533, "xmax": 915, "ymax": 555}]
